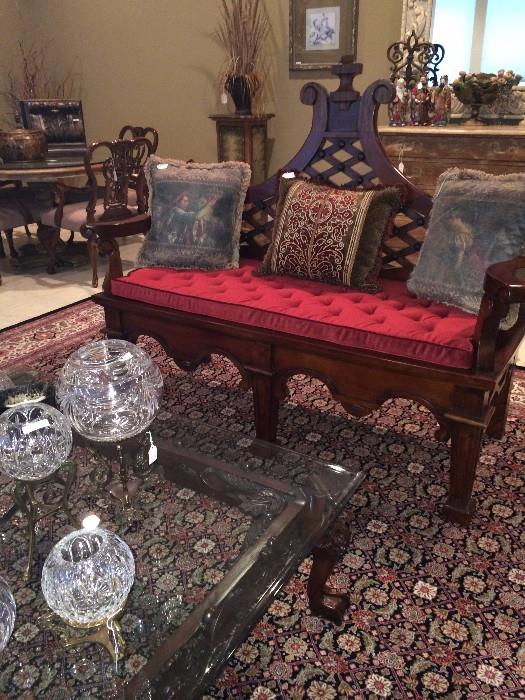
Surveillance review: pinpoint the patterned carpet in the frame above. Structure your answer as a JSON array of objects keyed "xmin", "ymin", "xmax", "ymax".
[{"xmin": 3, "ymin": 299, "xmax": 525, "ymax": 700}]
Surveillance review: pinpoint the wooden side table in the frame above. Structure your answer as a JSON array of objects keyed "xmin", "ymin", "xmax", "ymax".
[{"xmin": 209, "ymin": 113, "xmax": 274, "ymax": 185}]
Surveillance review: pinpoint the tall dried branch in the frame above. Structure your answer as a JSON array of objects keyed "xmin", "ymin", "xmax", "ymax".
[
  {"xmin": 215, "ymin": 0, "xmax": 270, "ymax": 106},
  {"xmin": 0, "ymin": 40, "xmax": 81, "ymax": 127}
]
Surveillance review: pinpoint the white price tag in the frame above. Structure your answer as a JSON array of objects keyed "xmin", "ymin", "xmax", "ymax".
[
  {"xmin": 221, "ymin": 92, "xmax": 228, "ymax": 105},
  {"xmin": 148, "ymin": 443, "xmax": 158, "ymax": 465},
  {"xmin": 147, "ymin": 431, "xmax": 158, "ymax": 465},
  {"xmin": 398, "ymin": 160, "xmax": 405, "ymax": 174},
  {"xmin": 156, "ymin": 163, "xmax": 169, "ymax": 170},
  {"xmin": 22, "ymin": 419, "xmax": 50, "ymax": 435},
  {"xmin": 120, "ymin": 352, "xmax": 133, "ymax": 361}
]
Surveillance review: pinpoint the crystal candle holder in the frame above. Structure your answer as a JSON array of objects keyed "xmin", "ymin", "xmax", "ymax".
[
  {"xmin": 0, "ymin": 402, "xmax": 72, "ymax": 481},
  {"xmin": 56, "ymin": 339, "xmax": 163, "ymax": 442},
  {"xmin": 0, "ymin": 576, "xmax": 16, "ymax": 652},
  {"xmin": 41, "ymin": 516, "xmax": 135, "ymax": 627}
]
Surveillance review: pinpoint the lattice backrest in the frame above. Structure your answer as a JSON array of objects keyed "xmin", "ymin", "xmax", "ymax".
[
  {"xmin": 85, "ymin": 137, "xmax": 153, "ymax": 223},
  {"xmin": 241, "ymin": 57, "xmax": 432, "ymax": 276}
]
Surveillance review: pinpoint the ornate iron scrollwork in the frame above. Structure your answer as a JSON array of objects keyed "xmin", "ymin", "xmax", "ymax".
[{"xmin": 387, "ymin": 29, "xmax": 445, "ymax": 87}]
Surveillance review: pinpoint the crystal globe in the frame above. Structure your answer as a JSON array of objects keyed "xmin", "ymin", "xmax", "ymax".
[
  {"xmin": 0, "ymin": 576, "xmax": 16, "ymax": 652},
  {"xmin": 41, "ymin": 517, "xmax": 135, "ymax": 627},
  {"xmin": 56, "ymin": 339, "xmax": 163, "ymax": 442},
  {"xmin": 0, "ymin": 402, "xmax": 72, "ymax": 481}
]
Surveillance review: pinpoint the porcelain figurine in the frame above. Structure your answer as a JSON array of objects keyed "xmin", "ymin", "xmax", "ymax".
[
  {"xmin": 411, "ymin": 76, "xmax": 432, "ymax": 126},
  {"xmin": 432, "ymin": 75, "xmax": 452, "ymax": 126},
  {"xmin": 388, "ymin": 77, "xmax": 409, "ymax": 126}
]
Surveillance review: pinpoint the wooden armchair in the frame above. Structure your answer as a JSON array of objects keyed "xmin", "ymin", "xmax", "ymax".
[{"xmin": 39, "ymin": 136, "xmax": 153, "ymax": 287}]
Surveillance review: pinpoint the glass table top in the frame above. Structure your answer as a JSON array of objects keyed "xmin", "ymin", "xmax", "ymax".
[
  {"xmin": 0, "ymin": 156, "xmax": 86, "ymax": 169},
  {"xmin": 0, "ymin": 411, "xmax": 364, "ymax": 699}
]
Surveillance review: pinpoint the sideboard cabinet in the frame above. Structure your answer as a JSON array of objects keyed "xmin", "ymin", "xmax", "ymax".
[
  {"xmin": 379, "ymin": 125, "xmax": 525, "ymax": 196},
  {"xmin": 380, "ymin": 124, "xmax": 525, "ymax": 367}
]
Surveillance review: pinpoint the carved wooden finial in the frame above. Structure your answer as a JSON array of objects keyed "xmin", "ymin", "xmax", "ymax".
[{"xmin": 330, "ymin": 56, "xmax": 363, "ymax": 107}]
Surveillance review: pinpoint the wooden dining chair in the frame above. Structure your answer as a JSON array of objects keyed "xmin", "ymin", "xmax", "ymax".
[
  {"xmin": 39, "ymin": 137, "xmax": 153, "ymax": 287},
  {"xmin": 60, "ymin": 125, "xmax": 158, "ymax": 249}
]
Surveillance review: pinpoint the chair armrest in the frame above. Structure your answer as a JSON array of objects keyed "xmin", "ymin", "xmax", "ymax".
[
  {"xmin": 483, "ymin": 257, "xmax": 525, "ymax": 304},
  {"xmin": 83, "ymin": 213, "xmax": 151, "ymax": 240},
  {"xmin": 473, "ymin": 257, "xmax": 525, "ymax": 371}
]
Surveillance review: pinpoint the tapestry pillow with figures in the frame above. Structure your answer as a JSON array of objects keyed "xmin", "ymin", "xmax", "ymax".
[
  {"xmin": 408, "ymin": 168, "xmax": 525, "ymax": 327},
  {"xmin": 258, "ymin": 176, "xmax": 401, "ymax": 291},
  {"xmin": 137, "ymin": 156, "xmax": 251, "ymax": 270}
]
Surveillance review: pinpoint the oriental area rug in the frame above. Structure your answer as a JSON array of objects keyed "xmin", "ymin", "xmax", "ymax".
[{"xmin": 2, "ymin": 299, "xmax": 525, "ymax": 700}]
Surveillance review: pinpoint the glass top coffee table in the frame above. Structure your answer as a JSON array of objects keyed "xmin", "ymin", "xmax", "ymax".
[{"xmin": 0, "ymin": 417, "xmax": 363, "ymax": 699}]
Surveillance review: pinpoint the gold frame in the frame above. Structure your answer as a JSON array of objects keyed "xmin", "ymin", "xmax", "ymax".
[{"xmin": 289, "ymin": 0, "xmax": 359, "ymax": 71}]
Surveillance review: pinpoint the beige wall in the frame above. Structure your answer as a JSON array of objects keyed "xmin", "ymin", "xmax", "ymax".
[
  {"xmin": 0, "ymin": 0, "xmax": 27, "ymax": 125},
  {"xmin": 7, "ymin": 0, "xmax": 402, "ymax": 172},
  {"xmin": 266, "ymin": 0, "xmax": 403, "ymax": 168}
]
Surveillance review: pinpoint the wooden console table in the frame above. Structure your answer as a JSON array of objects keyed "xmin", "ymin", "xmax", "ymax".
[
  {"xmin": 379, "ymin": 125, "xmax": 525, "ymax": 195},
  {"xmin": 209, "ymin": 113, "xmax": 274, "ymax": 185}
]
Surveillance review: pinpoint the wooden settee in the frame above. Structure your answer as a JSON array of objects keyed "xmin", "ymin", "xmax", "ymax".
[{"xmin": 93, "ymin": 59, "xmax": 525, "ymax": 618}]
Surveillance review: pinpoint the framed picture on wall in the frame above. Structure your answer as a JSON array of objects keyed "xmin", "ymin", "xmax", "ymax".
[{"xmin": 289, "ymin": 0, "xmax": 359, "ymax": 70}]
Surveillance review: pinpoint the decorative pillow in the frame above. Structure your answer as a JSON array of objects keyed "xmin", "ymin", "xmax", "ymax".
[
  {"xmin": 137, "ymin": 156, "xmax": 251, "ymax": 270},
  {"xmin": 258, "ymin": 176, "xmax": 401, "ymax": 291},
  {"xmin": 407, "ymin": 168, "xmax": 525, "ymax": 326}
]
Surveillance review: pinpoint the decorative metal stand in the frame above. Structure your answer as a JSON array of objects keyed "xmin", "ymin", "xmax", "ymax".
[
  {"xmin": 0, "ymin": 461, "xmax": 77, "ymax": 580},
  {"xmin": 88, "ymin": 433, "xmax": 152, "ymax": 508},
  {"xmin": 387, "ymin": 29, "xmax": 444, "ymax": 88},
  {"xmin": 41, "ymin": 609, "xmax": 126, "ymax": 663}
]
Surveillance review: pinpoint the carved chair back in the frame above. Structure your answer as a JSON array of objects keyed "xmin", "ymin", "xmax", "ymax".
[
  {"xmin": 241, "ymin": 57, "xmax": 432, "ymax": 280},
  {"xmin": 118, "ymin": 125, "xmax": 159, "ymax": 154},
  {"xmin": 84, "ymin": 137, "xmax": 153, "ymax": 223}
]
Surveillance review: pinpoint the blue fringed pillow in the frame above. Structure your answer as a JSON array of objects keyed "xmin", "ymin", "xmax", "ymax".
[
  {"xmin": 408, "ymin": 168, "xmax": 525, "ymax": 327},
  {"xmin": 138, "ymin": 156, "xmax": 251, "ymax": 271}
]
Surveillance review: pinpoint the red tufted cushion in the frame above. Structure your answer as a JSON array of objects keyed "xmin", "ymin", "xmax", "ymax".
[{"xmin": 112, "ymin": 260, "xmax": 477, "ymax": 368}]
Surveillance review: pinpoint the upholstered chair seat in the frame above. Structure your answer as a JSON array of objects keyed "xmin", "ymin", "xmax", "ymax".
[{"xmin": 40, "ymin": 190, "xmax": 138, "ymax": 230}]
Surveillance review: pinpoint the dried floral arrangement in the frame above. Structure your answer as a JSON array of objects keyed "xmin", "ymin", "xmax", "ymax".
[
  {"xmin": 215, "ymin": 0, "xmax": 270, "ymax": 114},
  {"xmin": 452, "ymin": 69, "xmax": 523, "ymax": 102},
  {"xmin": 0, "ymin": 40, "xmax": 81, "ymax": 128}
]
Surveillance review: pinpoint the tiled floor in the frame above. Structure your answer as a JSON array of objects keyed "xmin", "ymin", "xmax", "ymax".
[{"xmin": 0, "ymin": 227, "xmax": 143, "ymax": 330}]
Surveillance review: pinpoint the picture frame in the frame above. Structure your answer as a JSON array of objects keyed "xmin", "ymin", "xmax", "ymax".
[
  {"xmin": 289, "ymin": 0, "xmax": 359, "ymax": 71},
  {"xmin": 19, "ymin": 99, "xmax": 86, "ymax": 156}
]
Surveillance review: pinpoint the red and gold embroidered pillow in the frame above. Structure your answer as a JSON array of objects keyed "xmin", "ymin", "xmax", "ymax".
[{"xmin": 259, "ymin": 178, "xmax": 401, "ymax": 290}]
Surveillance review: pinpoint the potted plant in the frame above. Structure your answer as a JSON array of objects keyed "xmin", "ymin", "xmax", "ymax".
[{"xmin": 215, "ymin": 0, "xmax": 270, "ymax": 115}]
